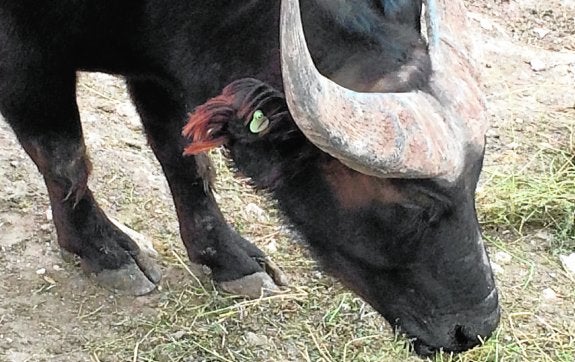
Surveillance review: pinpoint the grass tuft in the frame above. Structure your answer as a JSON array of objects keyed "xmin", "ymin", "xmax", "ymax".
[{"xmin": 478, "ymin": 146, "xmax": 575, "ymax": 253}]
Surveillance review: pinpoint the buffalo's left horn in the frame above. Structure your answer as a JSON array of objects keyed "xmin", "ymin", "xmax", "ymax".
[{"xmin": 280, "ymin": 0, "xmax": 486, "ymax": 181}]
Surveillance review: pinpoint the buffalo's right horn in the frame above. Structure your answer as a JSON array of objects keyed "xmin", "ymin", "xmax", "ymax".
[{"xmin": 280, "ymin": 0, "xmax": 487, "ymax": 182}]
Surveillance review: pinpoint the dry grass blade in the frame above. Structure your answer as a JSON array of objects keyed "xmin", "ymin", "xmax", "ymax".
[
  {"xmin": 306, "ymin": 323, "xmax": 335, "ymax": 362},
  {"xmin": 133, "ymin": 329, "xmax": 156, "ymax": 362}
]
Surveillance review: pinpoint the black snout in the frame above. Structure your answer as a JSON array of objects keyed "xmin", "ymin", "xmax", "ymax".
[{"xmin": 410, "ymin": 296, "xmax": 501, "ymax": 357}]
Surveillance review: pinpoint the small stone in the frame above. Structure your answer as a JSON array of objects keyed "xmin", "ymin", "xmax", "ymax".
[
  {"xmin": 244, "ymin": 332, "xmax": 267, "ymax": 347},
  {"xmin": 53, "ymin": 265, "xmax": 63, "ymax": 271},
  {"xmin": 245, "ymin": 203, "xmax": 266, "ymax": 222},
  {"xmin": 491, "ymin": 262, "xmax": 504, "ymax": 275},
  {"xmin": 486, "ymin": 128, "xmax": 499, "ymax": 138},
  {"xmin": 535, "ymin": 230, "xmax": 554, "ymax": 242},
  {"xmin": 265, "ymin": 241, "xmax": 278, "ymax": 254},
  {"xmin": 530, "ymin": 59, "xmax": 547, "ymax": 72},
  {"xmin": 202, "ymin": 265, "xmax": 212, "ymax": 276},
  {"xmin": 494, "ymin": 251, "xmax": 512, "ymax": 265},
  {"xmin": 506, "ymin": 142, "xmax": 519, "ymax": 150},
  {"xmin": 533, "ymin": 27, "xmax": 551, "ymax": 39},
  {"xmin": 40, "ymin": 224, "xmax": 52, "ymax": 232},
  {"xmin": 36, "ymin": 268, "xmax": 46, "ymax": 275},
  {"xmin": 45, "ymin": 208, "xmax": 53, "ymax": 222},
  {"xmin": 560, "ymin": 253, "xmax": 575, "ymax": 278},
  {"xmin": 9, "ymin": 160, "xmax": 19, "ymax": 168},
  {"xmin": 117, "ymin": 103, "xmax": 138, "ymax": 119},
  {"xmin": 171, "ymin": 331, "xmax": 186, "ymax": 341},
  {"xmin": 542, "ymin": 288, "xmax": 557, "ymax": 301}
]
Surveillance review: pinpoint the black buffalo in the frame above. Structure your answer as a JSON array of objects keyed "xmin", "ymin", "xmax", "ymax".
[{"xmin": 0, "ymin": 0, "xmax": 500, "ymax": 356}]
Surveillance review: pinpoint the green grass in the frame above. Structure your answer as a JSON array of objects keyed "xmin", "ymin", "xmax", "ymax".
[{"xmin": 478, "ymin": 145, "xmax": 575, "ymax": 254}]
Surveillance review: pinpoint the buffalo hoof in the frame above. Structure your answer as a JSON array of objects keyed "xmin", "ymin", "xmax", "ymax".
[
  {"xmin": 220, "ymin": 271, "xmax": 279, "ymax": 298},
  {"xmin": 261, "ymin": 257, "xmax": 289, "ymax": 287},
  {"xmin": 61, "ymin": 220, "xmax": 162, "ymax": 296},
  {"xmin": 90, "ymin": 223, "xmax": 161, "ymax": 295},
  {"xmin": 219, "ymin": 258, "xmax": 289, "ymax": 298},
  {"xmin": 98, "ymin": 220, "xmax": 161, "ymax": 295},
  {"xmin": 91, "ymin": 258, "xmax": 160, "ymax": 296}
]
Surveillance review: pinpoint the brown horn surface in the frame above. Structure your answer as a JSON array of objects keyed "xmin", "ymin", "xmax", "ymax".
[
  {"xmin": 280, "ymin": 0, "xmax": 486, "ymax": 181},
  {"xmin": 426, "ymin": 0, "xmax": 488, "ymax": 147}
]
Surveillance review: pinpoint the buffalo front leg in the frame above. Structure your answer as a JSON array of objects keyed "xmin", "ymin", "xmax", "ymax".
[
  {"xmin": 0, "ymin": 70, "xmax": 160, "ymax": 295},
  {"xmin": 127, "ymin": 79, "xmax": 288, "ymax": 297}
]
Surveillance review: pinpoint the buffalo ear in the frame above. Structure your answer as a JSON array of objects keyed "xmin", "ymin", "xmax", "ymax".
[
  {"xmin": 182, "ymin": 96, "xmax": 236, "ymax": 156},
  {"xmin": 183, "ymin": 78, "xmax": 286, "ymax": 156}
]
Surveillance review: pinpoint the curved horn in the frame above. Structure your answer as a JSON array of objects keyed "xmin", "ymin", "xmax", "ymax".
[
  {"xmin": 280, "ymin": 0, "xmax": 486, "ymax": 181},
  {"xmin": 426, "ymin": 0, "xmax": 487, "ymax": 147}
]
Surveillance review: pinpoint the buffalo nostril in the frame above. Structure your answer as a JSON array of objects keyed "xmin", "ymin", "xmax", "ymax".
[
  {"xmin": 453, "ymin": 325, "xmax": 475, "ymax": 346},
  {"xmin": 450, "ymin": 306, "xmax": 500, "ymax": 351},
  {"xmin": 411, "ymin": 339, "xmax": 438, "ymax": 357}
]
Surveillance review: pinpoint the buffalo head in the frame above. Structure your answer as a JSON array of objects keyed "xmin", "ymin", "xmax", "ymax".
[{"xmin": 183, "ymin": 0, "xmax": 499, "ymax": 356}]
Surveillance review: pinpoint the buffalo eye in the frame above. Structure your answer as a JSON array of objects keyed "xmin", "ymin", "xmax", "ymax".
[{"xmin": 423, "ymin": 202, "xmax": 451, "ymax": 227}]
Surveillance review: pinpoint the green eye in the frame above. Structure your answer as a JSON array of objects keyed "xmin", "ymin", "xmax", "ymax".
[{"xmin": 249, "ymin": 110, "xmax": 270, "ymax": 134}]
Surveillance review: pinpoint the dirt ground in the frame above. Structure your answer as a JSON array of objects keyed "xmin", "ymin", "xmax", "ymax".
[{"xmin": 1, "ymin": 1, "xmax": 574, "ymax": 361}]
